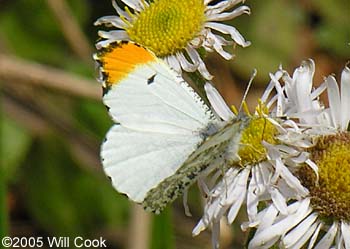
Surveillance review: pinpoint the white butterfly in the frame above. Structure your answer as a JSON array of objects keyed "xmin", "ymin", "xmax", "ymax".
[{"xmin": 94, "ymin": 41, "xmax": 247, "ymax": 214}]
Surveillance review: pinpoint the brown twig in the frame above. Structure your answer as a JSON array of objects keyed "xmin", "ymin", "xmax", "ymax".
[
  {"xmin": 127, "ymin": 204, "xmax": 151, "ymax": 249},
  {"xmin": 46, "ymin": 0, "xmax": 93, "ymax": 63},
  {"xmin": 2, "ymin": 85, "xmax": 101, "ymax": 172},
  {"xmin": 0, "ymin": 54, "xmax": 101, "ymax": 100},
  {"xmin": 2, "ymin": 95, "xmax": 50, "ymax": 136}
]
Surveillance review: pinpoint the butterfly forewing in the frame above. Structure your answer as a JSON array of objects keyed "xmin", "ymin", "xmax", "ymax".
[{"xmin": 102, "ymin": 46, "xmax": 215, "ymax": 134}]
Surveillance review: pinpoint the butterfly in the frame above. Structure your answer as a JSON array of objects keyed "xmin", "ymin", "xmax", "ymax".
[{"xmin": 94, "ymin": 41, "xmax": 248, "ymax": 214}]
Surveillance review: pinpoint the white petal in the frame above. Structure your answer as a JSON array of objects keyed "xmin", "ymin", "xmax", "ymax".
[
  {"xmin": 206, "ymin": 0, "xmax": 244, "ymax": 14},
  {"xmin": 205, "ymin": 22, "xmax": 251, "ymax": 47},
  {"xmin": 292, "ymin": 59, "xmax": 315, "ymax": 98},
  {"xmin": 212, "ymin": 221, "xmax": 220, "ymax": 249},
  {"xmin": 286, "ymin": 59, "xmax": 316, "ymax": 124},
  {"xmin": 205, "ymin": 31, "xmax": 234, "ymax": 60},
  {"xmin": 341, "ymin": 65, "xmax": 350, "ymax": 131},
  {"xmin": 335, "ymin": 232, "xmax": 343, "ymax": 249},
  {"xmin": 176, "ymin": 52, "xmax": 198, "ymax": 72},
  {"xmin": 287, "ymin": 109, "xmax": 325, "ymax": 124},
  {"xmin": 192, "ymin": 219, "xmax": 206, "ymax": 236},
  {"xmin": 204, "ymin": 83, "xmax": 235, "ymax": 121},
  {"xmin": 226, "ymin": 168, "xmax": 250, "ymax": 222},
  {"xmin": 206, "ymin": 6, "xmax": 250, "ymax": 22},
  {"xmin": 341, "ymin": 221, "xmax": 350, "ymax": 249},
  {"xmin": 289, "ymin": 151, "xmax": 309, "ymax": 164},
  {"xmin": 278, "ymin": 198, "xmax": 312, "ymax": 229},
  {"xmin": 96, "ymin": 36, "xmax": 130, "ymax": 49},
  {"xmin": 121, "ymin": 0, "xmax": 144, "ymax": 11},
  {"xmin": 289, "ymin": 221, "xmax": 319, "ymax": 249},
  {"xmin": 266, "ymin": 94, "xmax": 278, "ymax": 113},
  {"xmin": 204, "ymin": 0, "xmax": 217, "ymax": 5},
  {"xmin": 310, "ymin": 81, "xmax": 327, "ymax": 100},
  {"xmin": 270, "ymin": 187, "xmax": 288, "ymax": 215},
  {"xmin": 186, "ymin": 46, "xmax": 213, "ymax": 80},
  {"xmin": 248, "ymin": 222, "xmax": 284, "ymax": 249},
  {"xmin": 326, "ymin": 75, "xmax": 341, "ymax": 129},
  {"xmin": 193, "ymin": 168, "xmax": 241, "ymax": 236},
  {"xmin": 315, "ymin": 221, "xmax": 338, "ymax": 249},
  {"xmin": 96, "ymin": 40, "xmax": 112, "ymax": 49},
  {"xmin": 98, "ymin": 30, "xmax": 129, "ymax": 40},
  {"xmin": 246, "ymin": 174, "xmax": 259, "ymax": 222},
  {"xmin": 269, "ymin": 71, "xmax": 286, "ymax": 116},
  {"xmin": 305, "ymin": 159, "xmax": 319, "ymax": 183},
  {"xmin": 249, "ymin": 164, "xmax": 269, "ymax": 199},
  {"xmin": 182, "ymin": 189, "xmax": 192, "ymax": 217},
  {"xmin": 261, "ymin": 70, "xmax": 284, "ymax": 104},
  {"xmin": 94, "ymin": 16, "xmax": 125, "ymax": 28},
  {"xmin": 249, "ymin": 199, "xmax": 312, "ymax": 249},
  {"xmin": 212, "ymin": 168, "xmax": 238, "ymax": 196},
  {"xmin": 165, "ymin": 55, "xmax": 182, "ymax": 74},
  {"xmin": 227, "ymin": 187, "xmax": 245, "ymax": 223},
  {"xmin": 259, "ymin": 162, "xmax": 274, "ymax": 187},
  {"xmin": 278, "ymin": 159, "xmax": 308, "ymax": 196},
  {"xmin": 254, "ymin": 203, "xmax": 279, "ymax": 231},
  {"xmin": 112, "ymin": 0, "xmax": 132, "ymax": 21},
  {"xmin": 308, "ymin": 222, "xmax": 323, "ymax": 249},
  {"xmin": 282, "ymin": 212, "xmax": 318, "ymax": 248},
  {"xmin": 197, "ymin": 177, "xmax": 210, "ymax": 197}
]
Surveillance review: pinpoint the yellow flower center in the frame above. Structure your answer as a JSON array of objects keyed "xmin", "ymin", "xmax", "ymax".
[
  {"xmin": 125, "ymin": 0, "xmax": 206, "ymax": 57},
  {"xmin": 238, "ymin": 117, "xmax": 278, "ymax": 166},
  {"xmin": 298, "ymin": 132, "xmax": 350, "ymax": 221}
]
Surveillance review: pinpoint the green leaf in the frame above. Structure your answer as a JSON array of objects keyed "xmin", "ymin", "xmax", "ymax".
[
  {"xmin": 150, "ymin": 207, "xmax": 175, "ymax": 249},
  {"xmin": 311, "ymin": 0, "xmax": 350, "ymax": 57},
  {"xmin": 21, "ymin": 135, "xmax": 129, "ymax": 237},
  {"xmin": 1, "ymin": 116, "xmax": 32, "ymax": 182},
  {"xmin": 0, "ymin": 0, "xmax": 91, "ymax": 65},
  {"xmin": 228, "ymin": 0, "xmax": 305, "ymax": 83},
  {"xmin": 74, "ymin": 100, "xmax": 112, "ymax": 139}
]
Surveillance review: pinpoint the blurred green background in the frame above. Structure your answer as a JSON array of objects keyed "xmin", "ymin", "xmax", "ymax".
[{"xmin": 0, "ymin": 0, "xmax": 349, "ymax": 248}]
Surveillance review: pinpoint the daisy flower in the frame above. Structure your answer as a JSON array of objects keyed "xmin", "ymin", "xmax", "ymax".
[
  {"xmin": 191, "ymin": 76, "xmax": 314, "ymax": 248},
  {"xmin": 248, "ymin": 62, "xmax": 350, "ymax": 249},
  {"xmin": 94, "ymin": 0, "xmax": 251, "ymax": 80}
]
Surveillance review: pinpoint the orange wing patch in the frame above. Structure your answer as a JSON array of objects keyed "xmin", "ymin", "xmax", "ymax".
[{"xmin": 95, "ymin": 41, "xmax": 156, "ymax": 87}]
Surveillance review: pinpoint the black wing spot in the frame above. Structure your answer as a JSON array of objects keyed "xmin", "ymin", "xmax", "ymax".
[
  {"xmin": 147, "ymin": 74, "xmax": 156, "ymax": 85},
  {"xmin": 102, "ymin": 85, "xmax": 110, "ymax": 96}
]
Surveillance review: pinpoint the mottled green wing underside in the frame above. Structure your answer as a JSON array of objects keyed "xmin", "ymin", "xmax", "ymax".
[{"xmin": 142, "ymin": 121, "xmax": 244, "ymax": 214}]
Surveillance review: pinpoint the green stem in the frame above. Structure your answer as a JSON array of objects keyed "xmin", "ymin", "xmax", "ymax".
[
  {"xmin": 0, "ymin": 169, "xmax": 7, "ymax": 238},
  {"xmin": 0, "ymin": 94, "xmax": 8, "ymax": 237},
  {"xmin": 150, "ymin": 207, "xmax": 175, "ymax": 249}
]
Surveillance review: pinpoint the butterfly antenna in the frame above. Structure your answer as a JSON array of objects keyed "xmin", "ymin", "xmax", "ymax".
[{"xmin": 238, "ymin": 69, "xmax": 257, "ymax": 113}]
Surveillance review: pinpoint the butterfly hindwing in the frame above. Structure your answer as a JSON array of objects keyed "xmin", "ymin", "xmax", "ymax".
[
  {"xmin": 142, "ymin": 121, "xmax": 244, "ymax": 213},
  {"xmin": 102, "ymin": 124, "xmax": 204, "ymax": 203}
]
